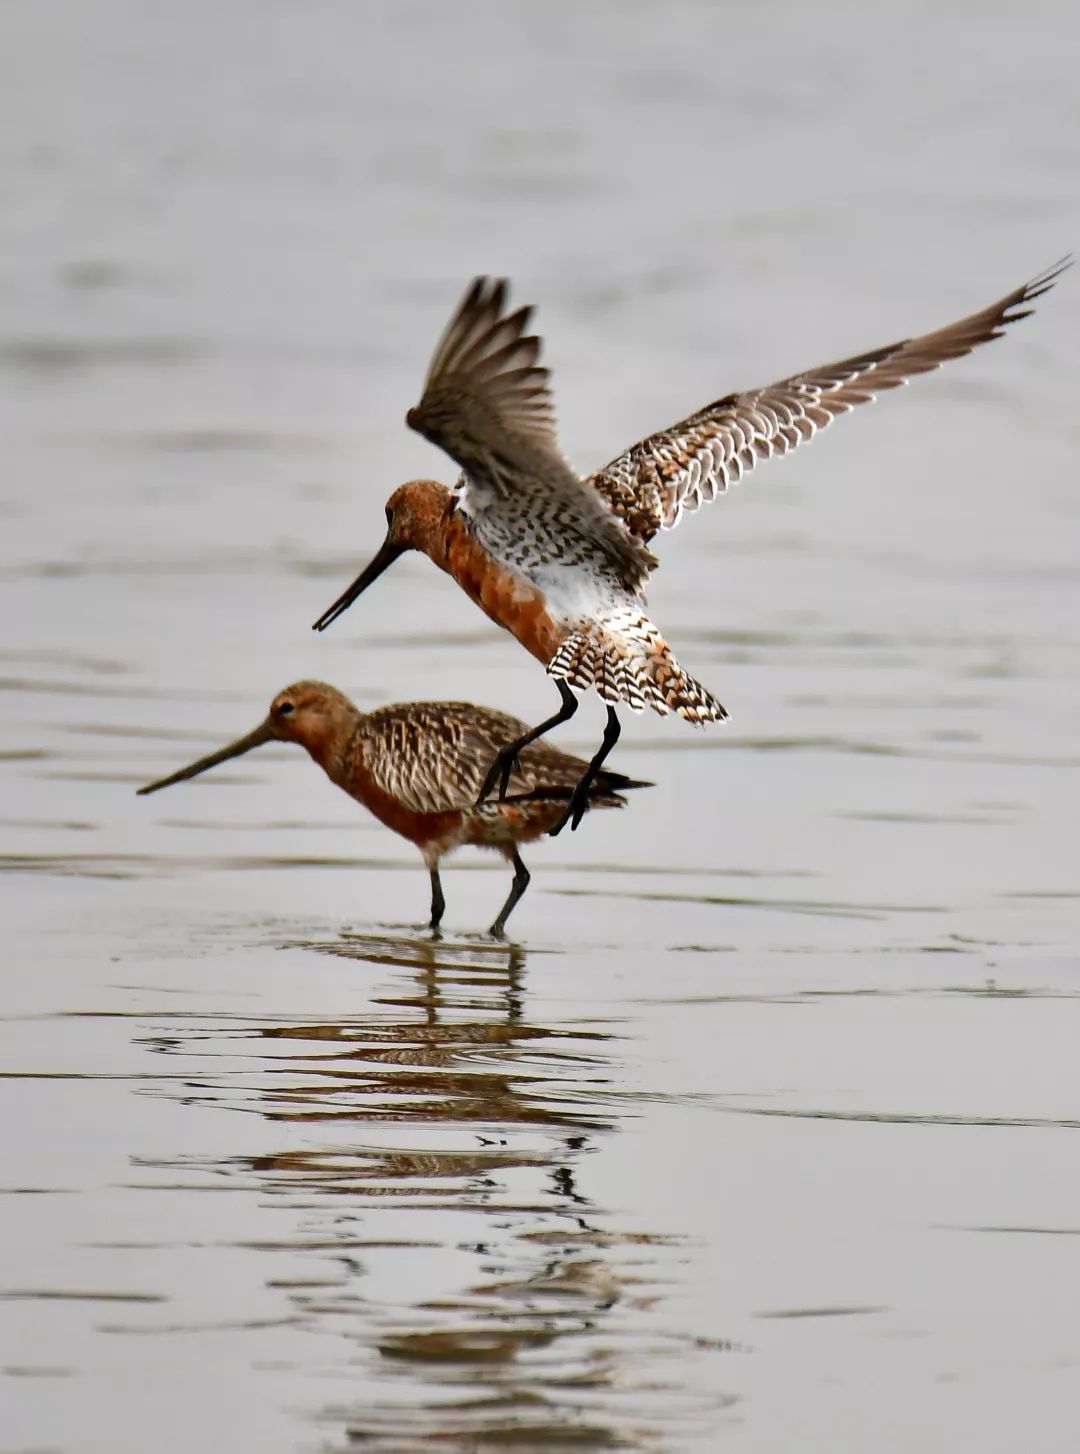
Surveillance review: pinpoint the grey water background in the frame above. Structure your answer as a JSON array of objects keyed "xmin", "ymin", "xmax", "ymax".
[{"xmin": 2, "ymin": 1, "xmax": 1079, "ymax": 1450}]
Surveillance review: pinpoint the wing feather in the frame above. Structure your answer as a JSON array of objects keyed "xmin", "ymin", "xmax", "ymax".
[
  {"xmin": 358, "ymin": 701, "xmax": 642, "ymax": 813},
  {"xmin": 589, "ymin": 258, "xmax": 1071, "ymax": 542},
  {"xmin": 406, "ymin": 277, "xmax": 655, "ymax": 589}
]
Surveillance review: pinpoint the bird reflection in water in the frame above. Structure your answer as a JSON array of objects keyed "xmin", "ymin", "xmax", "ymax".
[{"xmin": 150, "ymin": 932, "xmax": 731, "ymax": 1448}]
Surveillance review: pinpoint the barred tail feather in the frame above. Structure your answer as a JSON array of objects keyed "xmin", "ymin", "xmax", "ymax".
[{"xmin": 547, "ymin": 612, "xmax": 726, "ymax": 723}]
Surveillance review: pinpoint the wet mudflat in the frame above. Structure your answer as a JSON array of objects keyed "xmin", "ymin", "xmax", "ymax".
[{"xmin": 2, "ymin": 1, "xmax": 1080, "ymax": 1450}]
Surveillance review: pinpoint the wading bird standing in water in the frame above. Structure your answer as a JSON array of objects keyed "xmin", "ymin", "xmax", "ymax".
[
  {"xmin": 136, "ymin": 683, "xmax": 648, "ymax": 936},
  {"xmin": 313, "ymin": 260, "xmax": 1069, "ymax": 834}
]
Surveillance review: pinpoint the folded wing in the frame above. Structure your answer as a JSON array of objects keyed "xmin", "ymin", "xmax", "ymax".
[
  {"xmin": 589, "ymin": 258, "xmax": 1071, "ymax": 543},
  {"xmin": 361, "ymin": 702, "xmax": 645, "ymax": 812}
]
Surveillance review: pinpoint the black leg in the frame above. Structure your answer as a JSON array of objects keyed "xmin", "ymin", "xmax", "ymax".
[
  {"xmin": 549, "ymin": 705, "xmax": 621, "ymax": 837},
  {"xmin": 476, "ymin": 680, "xmax": 578, "ymax": 805},
  {"xmin": 428, "ymin": 865, "xmax": 445, "ymax": 932},
  {"xmin": 490, "ymin": 848, "xmax": 531, "ymax": 937}
]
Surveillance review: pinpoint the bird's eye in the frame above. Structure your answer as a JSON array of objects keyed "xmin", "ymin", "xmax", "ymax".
[
  {"xmin": 385, "ymin": 505, "xmax": 395, "ymax": 526},
  {"xmin": 278, "ymin": 702, "xmax": 295, "ymax": 717}
]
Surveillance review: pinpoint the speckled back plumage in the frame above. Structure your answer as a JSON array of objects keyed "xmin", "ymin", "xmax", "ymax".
[{"xmin": 350, "ymin": 699, "xmax": 644, "ymax": 815}]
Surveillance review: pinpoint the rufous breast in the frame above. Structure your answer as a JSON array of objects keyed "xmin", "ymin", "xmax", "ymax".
[
  {"xmin": 437, "ymin": 511, "xmax": 565, "ymax": 665},
  {"xmin": 338, "ymin": 752, "xmax": 465, "ymax": 850}
]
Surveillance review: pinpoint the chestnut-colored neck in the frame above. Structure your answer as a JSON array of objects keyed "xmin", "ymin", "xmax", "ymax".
[{"xmin": 290, "ymin": 711, "xmax": 362, "ymax": 788}]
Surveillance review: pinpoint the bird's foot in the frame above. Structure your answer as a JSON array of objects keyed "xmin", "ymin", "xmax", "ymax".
[
  {"xmin": 476, "ymin": 744, "xmax": 520, "ymax": 804},
  {"xmin": 549, "ymin": 787, "xmax": 590, "ymax": 837}
]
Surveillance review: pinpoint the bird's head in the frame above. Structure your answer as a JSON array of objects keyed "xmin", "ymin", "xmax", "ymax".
[{"xmin": 312, "ymin": 479, "xmax": 454, "ymax": 632}]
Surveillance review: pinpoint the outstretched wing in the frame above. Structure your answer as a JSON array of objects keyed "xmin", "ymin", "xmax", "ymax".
[
  {"xmin": 589, "ymin": 258, "xmax": 1071, "ymax": 543},
  {"xmin": 406, "ymin": 277, "xmax": 655, "ymax": 590}
]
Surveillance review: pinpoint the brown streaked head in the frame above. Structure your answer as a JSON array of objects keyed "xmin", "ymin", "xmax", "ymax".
[
  {"xmin": 312, "ymin": 479, "xmax": 454, "ymax": 632},
  {"xmin": 265, "ymin": 680, "xmax": 360, "ymax": 767},
  {"xmin": 136, "ymin": 681, "xmax": 360, "ymax": 796}
]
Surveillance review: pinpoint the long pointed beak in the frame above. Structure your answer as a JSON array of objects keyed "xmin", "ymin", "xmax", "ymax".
[
  {"xmin": 137, "ymin": 719, "xmax": 276, "ymax": 796},
  {"xmin": 312, "ymin": 536, "xmax": 404, "ymax": 632}
]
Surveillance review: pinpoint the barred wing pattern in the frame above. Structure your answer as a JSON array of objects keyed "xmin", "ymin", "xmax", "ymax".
[
  {"xmin": 590, "ymin": 259, "xmax": 1071, "ymax": 543},
  {"xmin": 356, "ymin": 702, "xmax": 640, "ymax": 815},
  {"xmin": 406, "ymin": 278, "xmax": 655, "ymax": 589}
]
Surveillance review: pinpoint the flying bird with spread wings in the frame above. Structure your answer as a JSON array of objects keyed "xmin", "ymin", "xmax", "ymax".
[{"xmin": 313, "ymin": 259, "xmax": 1069, "ymax": 834}]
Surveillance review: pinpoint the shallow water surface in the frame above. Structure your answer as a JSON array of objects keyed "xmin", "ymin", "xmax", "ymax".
[{"xmin": 2, "ymin": 2, "xmax": 1080, "ymax": 1451}]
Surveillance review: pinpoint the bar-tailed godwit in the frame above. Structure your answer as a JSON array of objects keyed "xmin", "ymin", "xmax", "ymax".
[
  {"xmin": 137, "ymin": 683, "xmax": 648, "ymax": 936},
  {"xmin": 313, "ymin": 260, "xmax": 1069, "ymax": 833}
]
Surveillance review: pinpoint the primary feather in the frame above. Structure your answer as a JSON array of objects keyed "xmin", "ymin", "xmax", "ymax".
[
  {"xmin": 589, "ymin": 257, "xmax": 1071, "ymax": 542},
  {"xmin": 406, "ymin": 277, "xmax": 657, "ymax": 593}
]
